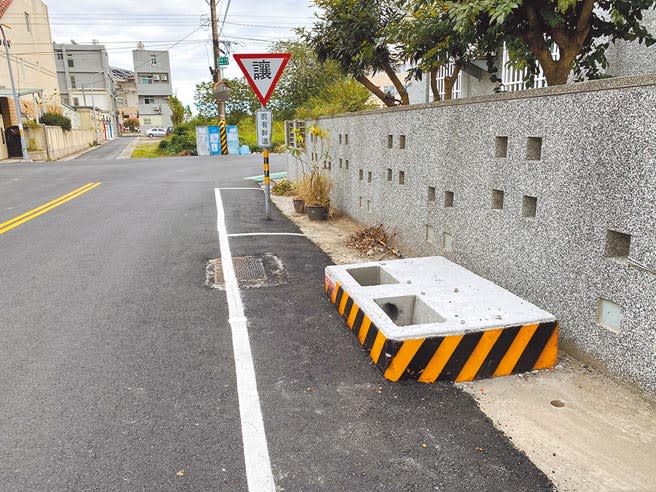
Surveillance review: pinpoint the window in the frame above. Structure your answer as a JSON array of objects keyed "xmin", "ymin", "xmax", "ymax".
[
  {"xmin": 359, "ymin": 169, "xmax": 363, "ymax": 181},
  {"xmin": 605, "ymin": 229, "xmax": 631, "ymax": 261},
  {"xmin": 73, "ymin": 97, "xmax": 79, "ymax": 106},
  {"xmin": 161, "ymin": 74, "xmax": 168, "ymax": 81},
  {"xmin": 399, "ymin": 135, "xmax": 406, "ymax": 149},
  {"xmin": 522, "ymin": 195, "xmax": 537, "ymax": 218},
  {"xmin": 387, "ymin": 135, "xmax": 393, "ymax": 148},
  {"xmin": 527, "ymin": 137, "xmax": 543, "ymax": 161},
  {"xmin": 140, "ymin": 76, "xmax": 153, "ymax": 85},
  {"xmin": 67, "ymin": 55, "xmax": 74, "ymax": 68},
  {"xmin": 344, "ymin": 134, "xmax": 349, "ymax": 145},
  {"xmin": 56, "ymin": 50, "xmax": 63, "ymax": 60},
  {"xmin": 144, "ymin": 97, "xmax": 155, "ymax": 105},
  {"xmin": 151, "ymin": 54, "xmax": 157, "ymax": 65},
  {"xmin": 428, "ymin": 186, "xmax": 436, "ymax": 202},
  {"xmin": 399, "ymin": 171, "xmax": 405, "ymax": 185},
  {"xmin": 70, "ymin": 76, "xmax": 76, "ymax": 89},
  {"xmin": 444, "ymin": 191, "xmax": 454, "ymax": 208},
  {"xmin": 367, "ymin": 171, "xmax": 372, "ymax": 183},
  {"xmin": 387, "ymin": 168, "xmax": 392, "ymax": 182},
  {"xmin": 495, "ymin": 136, "xmax": 508, "ymax": 158},
  {"xmin": 143, "ymin": 117, "xmax": 152, "ymax": 125},
  {"xmin": 24, "ymin": 12, "xmax": 30, "ymax": 32}
]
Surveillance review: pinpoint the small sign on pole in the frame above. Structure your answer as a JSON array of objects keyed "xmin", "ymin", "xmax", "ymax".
[
  {"xmin": 234, "ymin": 53, "xmax": 291, "ymax": 221},
  {"xmin": 256, "ymin": 109, "xmax": 273, "ymax": 148},
  {"xmin": 217, "ymin": 56, "xmax": 229, "ymax": 66}
]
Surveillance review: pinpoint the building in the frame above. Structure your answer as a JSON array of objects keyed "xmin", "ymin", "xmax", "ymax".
[
  {"xmin": 133, "ymin": 43, "xmax": 173, "ymax": 129},
  {"xmin": 53, "ymin": 40, "xmax": 117, "ymax": 137},
  {"xmin": 0, "ymin": 0, "xmax": 60, "ymax": 158},
  {"xmin": 109, "ymin": 67, "xmax": 138, "ymax": 129}
]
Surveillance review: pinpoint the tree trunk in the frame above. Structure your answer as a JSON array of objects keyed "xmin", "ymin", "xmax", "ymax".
[
  {"xmin": 382, "ymin": 64, "xmax": 410, "ymax": 105},
  {"xmin": 443, "ymin": 63, "xmax": 462, "ymax": 101},
  {"xmin": 430, "ymin": 69, "xmax": 440, "ymax": 102},
  {"xmin": 355, "ymin": 75, "xmax": 396, "ymax": 107}
]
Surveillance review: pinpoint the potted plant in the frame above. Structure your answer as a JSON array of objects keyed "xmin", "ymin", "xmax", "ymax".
[{"xmin": 285, "ymin": 124, "xmax": 333, "ymax": 219}]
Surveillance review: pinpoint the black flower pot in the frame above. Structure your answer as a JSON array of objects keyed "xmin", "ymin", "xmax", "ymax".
[
  {"xmin": 292, "ymin": 198, "xmax": 305, "ymax": 214},
  {"xmin": 306, "ymin": 204, "xmax": 328, "ymax": 221}
]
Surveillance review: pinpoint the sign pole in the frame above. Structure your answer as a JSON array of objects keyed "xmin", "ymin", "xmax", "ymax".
[{"xmin": 262, "ymin": 105, "xmax": 271, "ymax": 220}]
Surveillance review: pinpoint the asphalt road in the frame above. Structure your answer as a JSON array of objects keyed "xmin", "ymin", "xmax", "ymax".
[
  {"xmin": 0, "ymin": 154, "xmax": 553, "ymax": 491},
  {"xmin": 74, "ymin": 136, "xmax": 137, "ymax": 160}
]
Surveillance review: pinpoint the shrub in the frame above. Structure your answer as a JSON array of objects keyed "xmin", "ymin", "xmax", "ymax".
[
  {"xmin": 272, "ymin": 178, "xmax": 295, "ymax": 196},
  {"xmin": 158, "ymin": 139, "xmax": 170, "ymax": 150},
  {"xmin": 40, "ymin": 112, "xmax": 72, "ymax": 131}
]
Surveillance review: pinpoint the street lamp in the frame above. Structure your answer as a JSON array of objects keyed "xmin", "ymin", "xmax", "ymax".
[{"xmin": 0, "ymin": 24, "xmax": 30, "ymax": 162}]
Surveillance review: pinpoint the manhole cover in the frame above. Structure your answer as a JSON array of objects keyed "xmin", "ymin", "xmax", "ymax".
[{"xmin": 207, "ymin": 254, "xmax": 287, "ymax": 290}]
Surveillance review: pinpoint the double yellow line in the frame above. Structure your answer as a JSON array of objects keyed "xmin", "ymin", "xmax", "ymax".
[{"xmin": 0, "ymin": 182, "xmax": 101, "ymax": 235}]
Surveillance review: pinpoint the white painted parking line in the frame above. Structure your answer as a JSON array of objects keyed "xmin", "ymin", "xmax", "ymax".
[
  {"xmin": 227, "ymin": 232, "xmax": 304, "ymax": 237},
  {"xmin": 214, "ymin": 188, "xmax": 276, "ymax": 492}
]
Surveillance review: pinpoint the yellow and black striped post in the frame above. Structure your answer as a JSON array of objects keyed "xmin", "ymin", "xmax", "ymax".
[
  {"xmin": 219, "ymin": 119, "xmax": 228, "ymax": 155},
  {"xmin": 263, "ymin": 148, "xmax": 271, "ymax": 220}
]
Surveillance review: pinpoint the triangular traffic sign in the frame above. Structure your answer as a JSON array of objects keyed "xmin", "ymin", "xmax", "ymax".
[{"xmin": 233, "ymin": 53, "xmax": 291, "ymax": 107}]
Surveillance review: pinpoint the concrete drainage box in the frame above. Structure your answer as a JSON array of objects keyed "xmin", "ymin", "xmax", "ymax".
[{"xmin": 324, "ymin": 257, "xmax": 558, "ymax": 383}]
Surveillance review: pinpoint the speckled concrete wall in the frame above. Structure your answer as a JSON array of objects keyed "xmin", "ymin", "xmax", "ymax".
[{"xmin": 291, "ymin": 75, "xmax": 656, "ymax": 392}]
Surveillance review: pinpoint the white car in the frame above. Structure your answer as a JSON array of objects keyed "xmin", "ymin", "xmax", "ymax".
[{"xmin": 147, "ymin": 128, "xmax": 167, "ymax": 138}]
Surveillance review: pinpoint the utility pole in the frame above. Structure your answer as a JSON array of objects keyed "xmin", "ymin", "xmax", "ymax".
[
  {"xmin": 209, "ymin": 0, "xmax": 225, "ymax": 120},
  {"xmin": 0, "ymin": 24, "xmax": 30, "ymax": 162}
]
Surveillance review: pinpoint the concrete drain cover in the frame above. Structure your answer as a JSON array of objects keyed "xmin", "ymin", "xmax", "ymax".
[{"xmin": 207, "ymin": 254, "xmax": 287, "ymax": 290}]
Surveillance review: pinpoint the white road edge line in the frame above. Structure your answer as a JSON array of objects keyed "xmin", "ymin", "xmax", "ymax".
[
  {"xmin": 218, "ymin": 187, "xmax": 263, "ymax": 190},
  {"xmin": 228, "ymin": 232, "xmax": 304, "ymax": 237},
  {"xmin": 214, "ymin": 188, "xmax": 276, "ymax": 492}
]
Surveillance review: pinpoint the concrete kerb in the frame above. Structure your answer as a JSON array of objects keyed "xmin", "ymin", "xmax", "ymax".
[{"xmin": 325, "ymin": 256, "xmax": 559, "ymax": 383}]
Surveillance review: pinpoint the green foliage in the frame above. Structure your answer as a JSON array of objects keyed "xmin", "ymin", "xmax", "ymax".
[
  {"xmin": 194, "ymin": 81, "xmax": 218, "ymax": 119},
  {"xmin": 271, "ymin": 178, "xmax": 296, "ymax": 196},
  {"xmin": 447, "ymin": 0, "xmax": 656, "ymax": 85},
  {"xmin": 131, "ymin": 142, "xmax": 166, "ymax": 158},
  {"xmin": 167, "ymin": 95, "xmax": 188, "ymax": 126},
  {"xmin": 40, "ymin": 112, "xmax": 72, "ymax": 131},
  {"xmin": 295, "ymin": 78, "xmax": 376, "ymax": 119},
  {"xmin": 302, "ymin": 0, "xmax": 409, "ymax": 106},
  {"xmin": 225, "ymin": 77, "xmax": 261, "ymax": 124},
  {"xmin": 237, "ymin": 116, "xmax": 285, "ymax": 152}
]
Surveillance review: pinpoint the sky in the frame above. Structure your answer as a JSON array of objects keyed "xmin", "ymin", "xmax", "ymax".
[{"xmin": 45, "ymin": 0, "xmax": 318, "ymax": 108}]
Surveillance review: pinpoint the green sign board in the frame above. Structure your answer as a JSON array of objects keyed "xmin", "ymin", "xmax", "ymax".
[{"xmin": 218, "ymin": 56, "xmax": 229, "ymax": 66}]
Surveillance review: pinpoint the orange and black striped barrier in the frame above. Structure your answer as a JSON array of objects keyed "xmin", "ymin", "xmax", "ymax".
[
  {"xmin": 219, "ymin": 120, "xmax": 228, "ymax": 155},
  {"xmin": 324, "ymin": 261, "xmax": 559, "ymax": 383}
]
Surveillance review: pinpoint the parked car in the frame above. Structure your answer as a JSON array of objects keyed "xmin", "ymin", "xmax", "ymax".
[{"xmin": 147, "ymin": 128, "xmax": 167, "ymax": 138}]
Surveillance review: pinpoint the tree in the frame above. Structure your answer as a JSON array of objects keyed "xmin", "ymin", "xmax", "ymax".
[
  {"xmin": 295, "ymin": 78, "xmax": 377, "ymax": 119},
  {"xmin": 449, "ymin": 0, "xmax": 656, "ymax": 86},
  {"xmin": 269, "ymin": 40, "xmax": 344, "ymax": 119},
  {"xmin": 224, "ymin": 78, "xmax": 260, "ymax": 124},
  {"xmin": 194, "ymin": 81, "xmax": 218, "ymax": 119},
  {"xmin": 124, "ymin": 118, "xmax": 140, "ymax": 131},
  {"xmin": 396, "ymin": 0, "xmax": 484, "ymax": 101},
  {"xmin": 167, "ymin": 95, "xmax": 188, "ymax": 126},
  {"xmin": 302, "ymin": 0, "xmax": 410, "ymax": 107}
]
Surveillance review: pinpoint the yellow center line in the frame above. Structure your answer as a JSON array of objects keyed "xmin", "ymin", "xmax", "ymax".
[{"xmin": 0, "ymin": 182, "xmax": 102, "ymax": 235}]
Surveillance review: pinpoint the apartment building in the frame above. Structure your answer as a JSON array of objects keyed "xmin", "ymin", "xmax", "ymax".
[
  {"xmin": 109, "ymin": 67, "xmax": 138, "ymax": 128},
  {"xmin": 133, "ymin": 43, "xmax": 173, "ymax": 129},
  {"xmin": 0, "ymin": 0, "xmax": 60, "ymax": 158}
]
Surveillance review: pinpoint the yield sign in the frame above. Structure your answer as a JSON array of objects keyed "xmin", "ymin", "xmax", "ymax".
[{"xmin": 233, "ymin": 53, "xmax": 291, "ymax": 106}]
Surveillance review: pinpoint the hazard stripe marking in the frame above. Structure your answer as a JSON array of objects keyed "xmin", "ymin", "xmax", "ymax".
[{"xmin": 323, "ymin": 277, "xmax": 558, "ymax": 383}]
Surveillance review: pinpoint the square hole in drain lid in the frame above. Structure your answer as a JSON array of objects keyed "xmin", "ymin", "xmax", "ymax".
[
  {"xmin": 374, "ymin": 295, "xmax": 445, "ymax": 327},
  {"xmin": 347, "ymin": 266, "xmax": 399, "ymax": 286}
]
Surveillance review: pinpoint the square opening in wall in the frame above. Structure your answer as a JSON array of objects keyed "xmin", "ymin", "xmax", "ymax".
[
  {"xmin": 347, "ymin": 265, "xmax": 399, "ymax": 286},
  {"xmin": 527, "ymin": 137, "xmax": 543, "ymax": 161},
  {"xmin": 345, "ymin": 160, "xmax": 349, "ymax": 169},
  {"xmin": 495, "ymin": 136, "xmax": 508, "ymax": 158},
  {"xmin": 345, "ymin": 134, "xmax": 349, "ymax": 145},
  {"xmin": 492, "ymin": 189, "xmax": 504, "ymax": 209},
  {"xmin": 367, "ymin": 200, "xmax": 372, "ymax": 212},
  {"xmin": 328, "ymin": 161, "xmax": 332, "ymax": 170},
  {"xmin": 388, "ymin": 135, "xmax": 393, "ymax": 148},
  {"xmin": 339, "ymin": 134, "xmax": 342, "ymax": 144},
  {"xmin": 359, "ymin": 169, "xmax": 364, "ymax": 180},
  {"xmin": 444, "ymin": 191, "xmax": 454, "ymax": 208},
  {"xmin": 387, "ymin": 168, "xmax": 393, "ymax": 182},
  {"xmin": 443, "ymin": 232, "xmax": 453, "ymax": 251},
  {"xmin": 522, "ymin": 195, "xmax": 537, "ymax": 218},
  {"xmin": 604, "ymin": 229, "xmax": 631, "ymax": 261},
  {"xmin": 399, "ymin": 135, "xmax": 406, "ymax": 149},
  {"xmin": 428, "ymin": 186, "xmax": 436, "ymax": 202},
  {"xmin": 339, "ymin": 158, "xmax": 343, "ymax": 169},
  {"xmin": 359, "ymin": 196, "xmax": 363, "ymax": 208},
  {"xmin": 399, "ymin": 171, "xmax": 405, "ymax": 185},
  {"xmin": 368, "ymin": 171, "xmax": 372, "ymax": 183},
  {"xmin": 374, "ymin": 295, "xmax": 445, "ymax": 327},
  {"xmin": 425, "ymin": 224, "xmax": 435, "ymax": 243},
  {"xmin": 597, "ymin": 298, "xmax": 622, "ymax": 333}
]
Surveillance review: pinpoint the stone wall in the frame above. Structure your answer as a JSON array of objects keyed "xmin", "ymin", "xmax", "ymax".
[{"xmin": 289, "ymin": 74, "xmax": 656, "ymax": 393}]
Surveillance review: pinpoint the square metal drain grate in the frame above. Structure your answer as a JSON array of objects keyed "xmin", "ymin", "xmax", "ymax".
[{"xmin": 207, "ymin": 254, "xmax": 287, "ymax": 290}]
